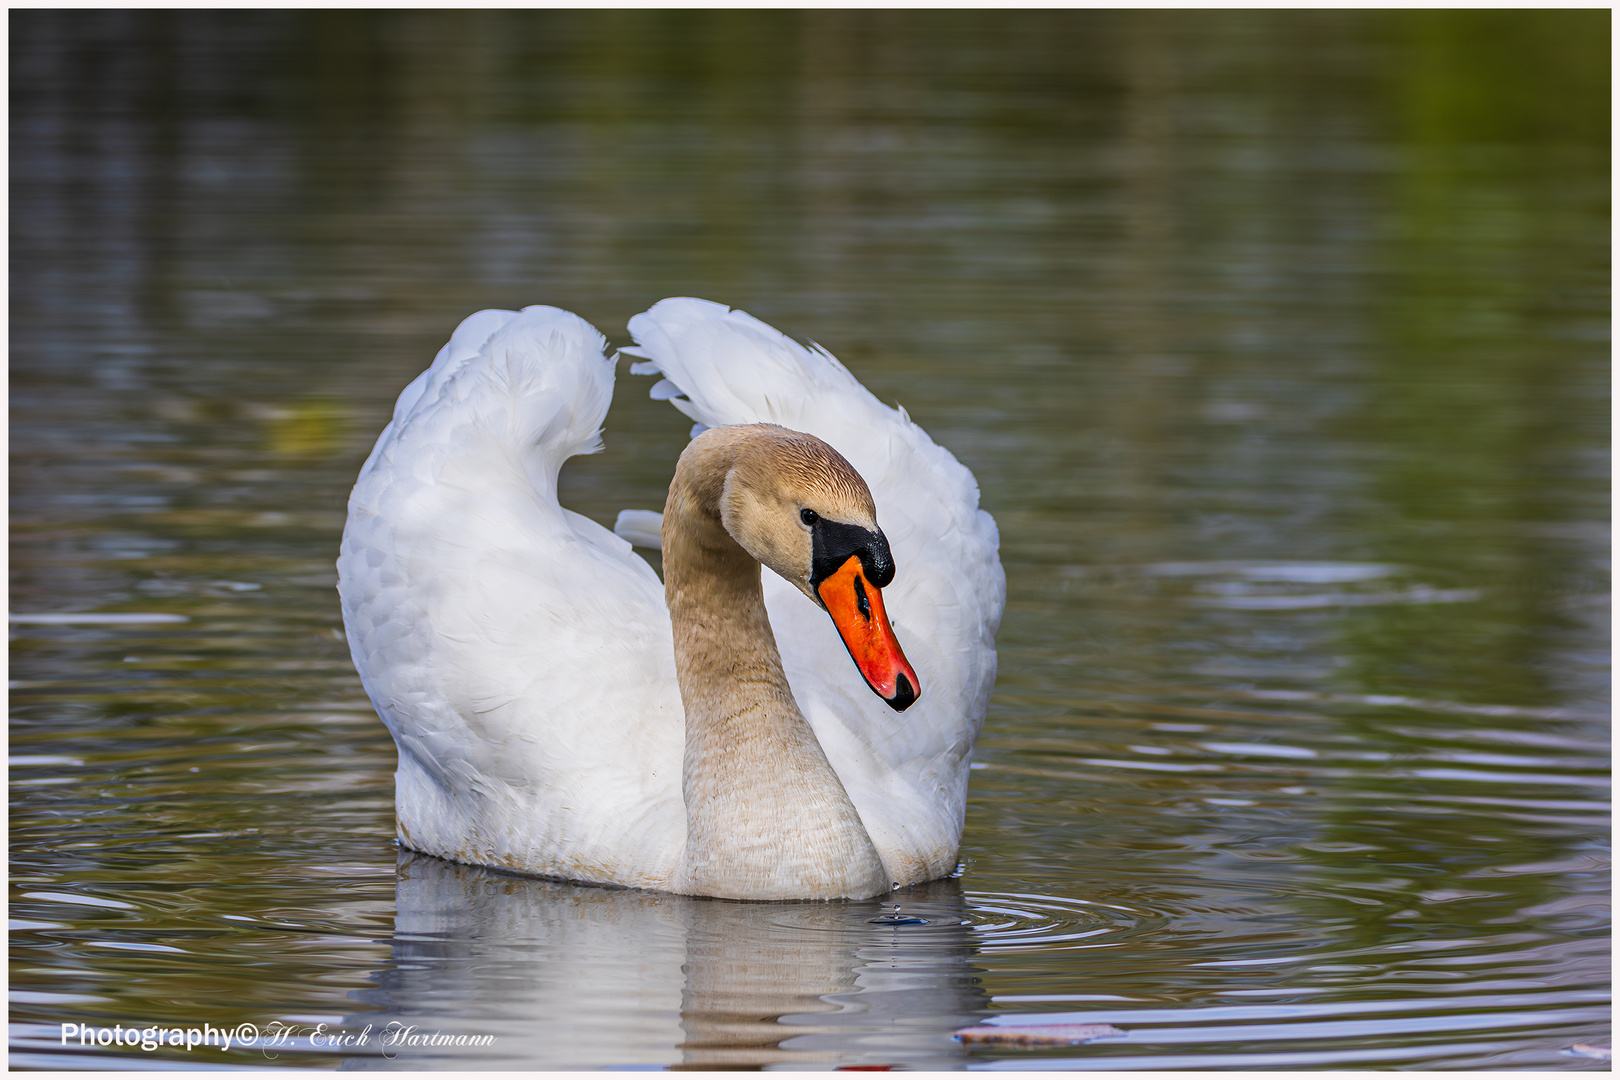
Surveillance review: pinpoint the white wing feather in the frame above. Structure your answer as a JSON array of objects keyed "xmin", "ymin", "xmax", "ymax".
[
  {"xmin": 625, "ymin": 298, "xmax": 1004, "ymax": 883},
  {"xmin": 339, "ymin": 306, "xmax": 685, "ymax": 887}
]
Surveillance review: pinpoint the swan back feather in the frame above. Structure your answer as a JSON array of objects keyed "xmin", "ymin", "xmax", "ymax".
[{"xmin": 340, "ymin": 306, "xmax": 685, "ymax": 887}]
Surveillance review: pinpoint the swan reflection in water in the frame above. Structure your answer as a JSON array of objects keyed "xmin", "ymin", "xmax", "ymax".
[{"xmin": 341, "ymin": 850, "xmax": 989, "ymax": 1069}]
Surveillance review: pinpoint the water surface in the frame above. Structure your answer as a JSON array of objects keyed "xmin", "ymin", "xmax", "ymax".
[{"xmin": 10, "ymin": 10, "xmax": 1609, "ymax": 1070}]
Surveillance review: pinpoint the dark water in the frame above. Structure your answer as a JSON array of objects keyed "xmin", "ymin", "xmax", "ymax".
[{"xmin": 10, "ymin": 10, "xmax": 1609, "ymax": 1070}]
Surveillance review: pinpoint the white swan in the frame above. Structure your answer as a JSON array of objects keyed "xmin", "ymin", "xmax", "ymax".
[{"xmin": 338, "ymin": 298, "xmax": 1003, "ymax": 900}]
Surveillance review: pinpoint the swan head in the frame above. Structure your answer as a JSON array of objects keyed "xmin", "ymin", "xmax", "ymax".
[{"xmin": 713, "ymin": 425, "xmax": 921, "ymax": 712}]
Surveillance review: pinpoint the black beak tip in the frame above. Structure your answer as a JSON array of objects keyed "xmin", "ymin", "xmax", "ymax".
[{"xmin": 886, "ymin": 673, "xmax": 918, "ymax": 712}]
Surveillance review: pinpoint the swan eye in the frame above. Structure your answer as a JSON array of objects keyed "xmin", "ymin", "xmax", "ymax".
[{"xmin": 800, "ymin": 508, "xmax": 819, "ymax": 527}]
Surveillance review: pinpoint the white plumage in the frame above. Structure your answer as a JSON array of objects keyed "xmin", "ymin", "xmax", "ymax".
[{"xmin": 338, "ymin": 298, "xmax": 1004, "ymax": 892}]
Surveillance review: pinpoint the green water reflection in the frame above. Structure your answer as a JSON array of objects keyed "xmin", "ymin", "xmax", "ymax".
[{"xmin": 11, "ymin": 9, "xmax": 1608, "ymax": 1070}]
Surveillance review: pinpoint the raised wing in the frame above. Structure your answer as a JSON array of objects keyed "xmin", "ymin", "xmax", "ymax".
[
  {"xmin": 339, "ymin": 306, "xmax": 685, "ymax": 886},
  {"xmin": 624, "ymin": 298, "xmax": 1004, "ymax": 883}
]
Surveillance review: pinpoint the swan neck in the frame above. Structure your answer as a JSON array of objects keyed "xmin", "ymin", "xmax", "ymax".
[{"xmin": 662, "ymin": 432, "xmax": 888, "ymax": 900}]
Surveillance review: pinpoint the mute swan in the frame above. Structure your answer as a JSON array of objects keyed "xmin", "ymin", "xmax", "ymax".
[{"xmin": 338, "ymin": 298, "xmax": 1003, "ymax": 900}]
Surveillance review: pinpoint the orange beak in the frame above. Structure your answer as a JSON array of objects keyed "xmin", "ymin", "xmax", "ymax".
[{"xmin": 815, "ymin": 555, "xmax": 920, "ymax": 711}]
